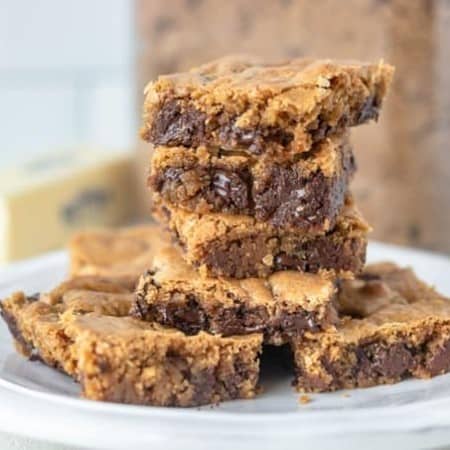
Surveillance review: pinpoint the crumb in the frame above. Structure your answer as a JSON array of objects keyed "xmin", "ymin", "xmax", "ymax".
[
  {"xmin": 262, "ymin": 254, "xmax": 274, "ymax": 266},
  {"xmin": 342, "ymin": 393, "xmax": 350, "ymax": 398},
  {"xmin": 299, "ymin": 395, "xmax": 311, "ymax": 404}
]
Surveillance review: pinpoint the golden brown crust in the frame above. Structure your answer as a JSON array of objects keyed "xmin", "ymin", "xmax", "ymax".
[{"xmin": 142, "ymin": 55, "xmax": 394, "ymax": 155}]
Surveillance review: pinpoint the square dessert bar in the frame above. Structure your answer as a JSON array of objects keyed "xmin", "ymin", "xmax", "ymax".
[
  {"xmin": 69, "ymin": 224, "xmax": 168, "ymax": 282},
  {"xmin": 293, "ymin": 262, "xmax": 450, "ymax": 392},
  {"xmin": 0, "ymin": 276, "xmax": 262, "ymax": 407},
  {"xmin": 155, "ymin": 196, "xmax": 369, "ymax": 279},
  {"xmin": 142, "ymin": 55, "xmax": 393, "ymax": 155},
  {"xmin": 133, "ymin": 244, "xmax": 337, "ymax": 345},
  {"xmin": 150, "ymin": 133, "xmax": 355, "ymax": 231}
]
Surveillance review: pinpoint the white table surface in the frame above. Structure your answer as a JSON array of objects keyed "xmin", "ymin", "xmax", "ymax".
[
  {"xmin": 2, "ymin": 432, "xmax": 450, "ymax": 450},
  {"xmin": 0, "ymin": 432, "xmax": 80, "ymax": 450}
]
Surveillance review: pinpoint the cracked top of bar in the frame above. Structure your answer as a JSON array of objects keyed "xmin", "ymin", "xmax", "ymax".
[
  {"xmin": 292, "ymin": 262, "xmax": 450, "ymax": 392},
  {"xmin": 69, "ymin": 225, "xmax": 168, "ymax": 283},
  {"xmin": 0, "ymin": 275, "xmax": 262, "ymax": 407},
  {"xmin": 149, "ymin": 133, "xmax": 355, "ymax": 231},
  {"xmin": 133, "ymin": 244, "xmax": 337, "ymax": 345},
  {"xmin": 142, "ymin": 55, "xmax": 394, "ymax": 155}
]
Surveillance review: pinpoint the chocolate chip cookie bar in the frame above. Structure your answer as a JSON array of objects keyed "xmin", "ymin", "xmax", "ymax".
[
  {"xmin": 142, "ymin": 55, "xmax": 393, "ymax": 155},
  {"xmin": 292, "ymin": 262, "xmax": 450, "ymax": 392},
  {"xmin": 69, "ymin": 225, "xmax": 168, "ymax": 282},
  {"xmin": 155, "ymin": 196, "xmax": 369, "ymax": 279},
  {"xmin": 132, "ymin": 244, "xmax": 337, "ymax": 345},
  {"xmin": 150, "ymin": 134, "xmax": 355, "ymax": 231},
  {"xmin": 0, "ymin": 276, "xmax": 262, "ymax": 407}
]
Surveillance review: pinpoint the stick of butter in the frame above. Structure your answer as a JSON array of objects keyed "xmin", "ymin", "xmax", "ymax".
[{"xmin": 0, "ymin": 150, "xmax": 138, "ymax": 264}]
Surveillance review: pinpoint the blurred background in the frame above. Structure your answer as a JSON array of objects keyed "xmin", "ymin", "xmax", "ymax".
[{"xmin": 1, "ymin": 0, "xmax": 449, "ymax": 264}]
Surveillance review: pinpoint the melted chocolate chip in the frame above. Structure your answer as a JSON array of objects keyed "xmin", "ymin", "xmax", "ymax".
[
  {"xmin": 149, "ymin": 100, "xmax": 207, "ymax": 148},
  {"xmin": 133, "ymin": 286, "xmax": 333, "ymax": 343},
  {"xmin": 426, "ymin": 340, "xmax": 450, "ymax": 376},
  {"xmin": 356, "ymin": 342, "xmax": 415, "ymax": 381},
  {"xmin": 148, "ymin": 99, "xmax": 294, "ymax": 153}
]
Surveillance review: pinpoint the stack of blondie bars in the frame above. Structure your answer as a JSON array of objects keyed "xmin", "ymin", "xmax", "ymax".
[{"xmin": 2, "ymin": 56, "xmax": 450, "ymax": 407}]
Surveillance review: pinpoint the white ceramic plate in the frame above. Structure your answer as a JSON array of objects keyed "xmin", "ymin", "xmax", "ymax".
[{"xmin": 0, "ymin": 242, "xmax": 449, "ymax": 450}]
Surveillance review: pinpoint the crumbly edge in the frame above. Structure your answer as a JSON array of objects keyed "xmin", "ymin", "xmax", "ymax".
[
  {"xmin": 293, "ymin": 321, "xmax": 450, "ymax": 392},
  {"xmin": 132, "ymin": 273, "xmax": 338, "ymax": 345},
  {"xmin": 197, "ymin": 234, "xmax": 366, "ymax": 279},
  {"xmin": 153, "ymin": 195, "xmax": 369, "ymax": 279},
  {"xmin": 76, "ymin": 329, "xmax": 262, "ymax": 407},
  {"xmin": 0, "ymin": 293, "xmax": 77, "ymax": 375},
  {"xmin": 149, "ymin": 137, "xmax": 355, "ymax": 229},
  {"xmin": 162, "ymin": 218, "xmax": 368, "ymax": 279}
]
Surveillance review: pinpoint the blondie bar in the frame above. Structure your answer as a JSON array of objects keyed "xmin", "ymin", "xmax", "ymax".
[
  {"xmin": 155, "ymin": 196, "xmax": 369, "ymax": 279},
  {"xmin": 150, "ymin": 134, "xmax": 355, "ymax": 230},
  {"xmin": 142, "ymin": 55, "xmax": 393, "ymax": 155},
  {"xmin": 133, "ymin": 244, "xmax": 337, "ymax": 345},
  {"xmin": 0, "ymin": 276, "xmax": 262, "ymax": 407},
  {"xmin": 69, "ymin": 225, "xmax": 167, "ymax": 282},
  {"xmin": 293, "ymin": 263, "xmax": 450, "ymax": 392}
]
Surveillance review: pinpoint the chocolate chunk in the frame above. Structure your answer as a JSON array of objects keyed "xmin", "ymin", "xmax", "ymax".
[
  {"xmin": 370, "ymin": 343, "xmax": 415, "ymax": 378},
  {"xmin": 213, "ymin": 305, "xmax": 267, "ymax": 336},
  {"xmin": 191, "ymin": 367, "xmax": 216, "ymax": 405},
  {"xmin": 149, "ymin": 100, "xmax": 207, "ymax": 148},
  {"xmin": 357, "ymin": 95, "xmax": 380, "ymax": 124},
  {"xmin": 221, "ymin": 358, "xmax": 252, "ymax": 399},
  {"xmin": 218, "ymin": 123, "xmax": 294, "ymax": 154},
  {"xmin": 150, "ymin": 296, "xmax": 210, "ymax": 335},
  {"xmin": 212, "ymin": 170, "xmax": 251, "ymax": 210},
  {"xmin": 149, "ymin": 100, "xmax": 294, "ymax": 154},
  {"xmin": 426, "ymin": 340, "xmax": 450, "ymax": 376},
  {"xmin": 254, "ymin": 153, "xmax": 354, "ymax": 226},
  {"xmin": 309, "ymin": 115, "xmax": 334, "ymax": 142},
  {"xmin": 27, "ymin": 293, "xmax": 41, "ymax": 302},
  {"xmin": 270, "ymin": 311, "xmax": 321, "ymax": 338},
  {"xmin": 357, "ymin": 342, "xmax": 415, "ymax": 380}
]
